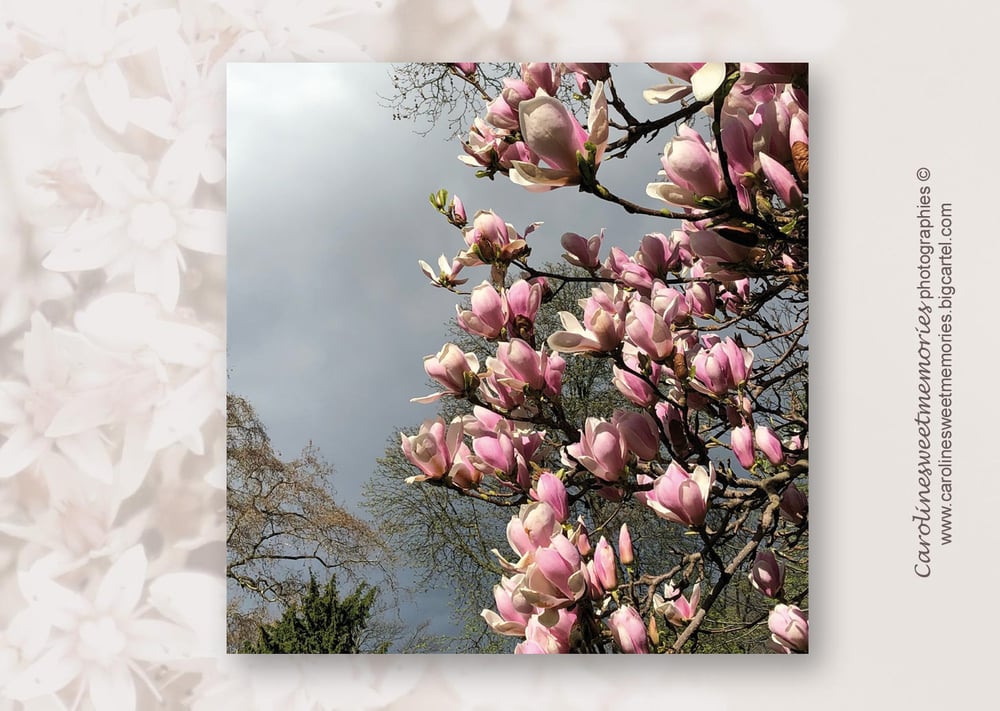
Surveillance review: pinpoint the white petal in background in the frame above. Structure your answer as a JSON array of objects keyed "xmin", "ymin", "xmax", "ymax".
[{"xmin": 0, "ymin": 1, "xmax": 842, "ymax": 710}]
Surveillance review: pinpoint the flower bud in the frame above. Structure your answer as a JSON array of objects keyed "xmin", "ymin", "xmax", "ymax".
[
  {"xmin": 749, "ymin": 550, "xmax": 785, "ymax": 598},
  {"xmin": 618, "ymin": 523, "xmax": 634, "ymax": 565}
]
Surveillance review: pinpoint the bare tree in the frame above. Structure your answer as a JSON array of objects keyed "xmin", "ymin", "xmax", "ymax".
[{"xmin": 226, "ymin": 392, "xmax": 390, "ymax": 651}]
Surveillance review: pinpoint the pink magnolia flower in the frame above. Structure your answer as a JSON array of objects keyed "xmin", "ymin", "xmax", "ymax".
[
  {"xmin": 530, "ymin": 472, "xmax": 569, "ymax": 523},
  {"xmin": 505, "ymin": 501, "xmax": 562, "ymax": 559},
  {"xmin": 624, "ymin": 301, "xmax": 674, "ymax": 362},
  {"xmin": 411, "ymin": 343, "xmax": 480, "ymax": 404},
  {"xmin": 685, "ymin": 264, "xmax": 718, "ymax": 317},
  {"xmin": 400, "ymin": 417, "xmax": 471, "ymax": 485},
  {"xmin": 780, "ymin": 483, "xmax": 808, "ymax": 524},
  {"xmin": 608, "ymin": 606, "xmax": 648, "ymax": 654},
  {"xmin": 504, "ymin": 279, "xmax": 543, "ymax": 340},
  {"xmin": 456, "ymin": 281, "xmax": 507, "ymax": 339},
  {"xmin": 518, "ymin": 534, "xmax": 588, "ymax": 611},
  {"xmin": 638, "ymin": 461, "xmax": 715, "ymax": 527},
  {"xmin": 458, "ymin": 210, "xmax": 528, "ymax": 266},
  {"xmin": 755, "ymin": 425, "xmax": 785, "ymax": 465},
  {"xmin": 636, "ymin": 232, "xmax": 686, "ymax": 277},
  {"xmin": 646, "ymin": 124, "xmax": 727, "ymax": 209},
  {"xmin": 768, "ymin": 604, "xmax": 808, "ymax": 653},
  {"xmin": 567, "ymin": 417, "xmax": 629, "ymax": 483},
  {"xmin": 419, "ymin": 254, "xmax": 467, "ymax": 289},
  {"xmin": 654, "ymin": 581, "xmax": 702, "ymax": 627},
  {"xmin": 618, "ymin": 523, "xmax": 634, "ymax": 566},
  {"xmin": 490, "ymin": 339, "xmax": 565, "ymax": 396},
  {"xmin": 690, "ymin": 338, "xmax": 740, "ymax": 396},
  {"xmin": 592, "ymin": 536, "xmax": 617, "ymax": 591},
  {"xmin": 650, "ymin": 280, "xmax": 690, "ymax": 325},
  {"xmin": 520, "ymin": 62, "xmax": 561, "ymax": 97},
  {"xmin": 611, "ymin": 409, "xmax": 660, "ymax": 462},
  {"xmin": 749, "ymin": 550, "xmax": 786, "ymax": 598},
  {"xmin": 759, "ymin": 152, "xmax": 804, "ymax": 208},
  {"xmin": 731, "ymin": 424, "xmax": 755, "ymax": 469},
  {"xmin": 481, "ymin": 573, "xmax": 530, "ymax": 636},
  {"xmin": 515, "ymin": 608, "xmax": 578, "ymax": 654},
  {"xmin": 547, "ymin": 285, "xmax": 627, "ymax": 354},
  {"xmin": 561, "ymin": 230, "xmax": 603, "ymax": 270},
  {"xmin": 611, "ymin": 358, "xmax": 661, "ymax": 408},
  {"xmin": 509, "ymin": 82, "xmax": 608, "ymax": 191},
  {"xmin": 453, "ymin": 62, "xmax": 477, "ymax": 76}
]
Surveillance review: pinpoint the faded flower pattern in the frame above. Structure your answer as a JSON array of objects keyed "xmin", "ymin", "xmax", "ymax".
[{"xmin": 0, "ymin": 0, "xmax": 839, "ymax": 708}]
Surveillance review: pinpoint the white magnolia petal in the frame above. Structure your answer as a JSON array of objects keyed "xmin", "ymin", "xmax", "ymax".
[
  {"xmin": 691, "ymin": 62, "xmax": 727, "ymax": 102},
  {"xmin": 201, "ymin": 146, "xmax": 226, "ymax": 184},
  {"xmin": 0, "ymin": 381, "xmax": 30, "ymax": 424},
  {"xmin": 176, "ymin": 209, "xmax": 226, "ymax": 255},
  {"xmin": 0, "ymin": 427, "xmax": 47, "ymax": 479},
  {"xmin": 128, "ymin": 96, "xmax": 177, "ymax": 139},
  {"xmin": 55, "ymin": 430, "xmax": 114, "ymax": 483},
  {"xmin": 127, "ymin": 619, "xmax": 199, "ymax": 661},
  {"xmin": 85, "ymin": 63, "xmax": 131, "ymax": 133},
  {"xmin": 216, "ymin": 31, "xmax": 269, "ymax": 64},
  {"xmin": 642, "ymin": 84, "xmax": 693, "ymax": 105},
  {"xmin": 646, "ymin": 181, "xmax": 699, "ymax": 209},
  {"xmin": 0, "ymin": 56, "xmax": 81, "ymax": 108},
  {"xmin": 146, "ymin": 321, "xmax": 220, "ymax": 366},
  {"xmin": 4, "ymin": 640, "xmax": 81, "ymax": 700},
  {"xmin": 88, "ymin": 663, "xmax": 136, "ymax": 711},
  {"xmin": 72, "ymin": 115, "xmax": 150, "ymax": 208},
  {"xmin": 509, "ymin": 162, "xmax": 577, "ymax": 192},
  {"xmin": 111, "ymin": 9, "xmax": 181, "ymax": 58},
  {"xmin": 148, "ymin": 571, "xmax": 226, "ymax": 648},
  {"xmin": 42, "ymin": 216, "xmax": 127, "ymax": 272},
  {"xmin": 117, "ymin": 420, "xmax": 155, "ymax": 500},
  {"xmin": 96, "ymin": 544, "xmax": 146, "ymax": 613},
  {"xmin": 45, "ymin": 390, "xmax": 118, "ymax": 438},
  {"xmin": 133, "ymin": 246, "xmax": 181, "ymax": 311},
  {"xmin": 18, "ymin": 569, "xmax": 89, "ymax": 625},
  {"xmin": 157, "ymin": 34, "xmax": 199, "ymax": 100},
  {"xmin": 284, "ymin": 27, "xmax": 370, "ymax": 61},
  {"xmin": 153, "ymin": 127, "xmax": 210, "ymax": 205}
]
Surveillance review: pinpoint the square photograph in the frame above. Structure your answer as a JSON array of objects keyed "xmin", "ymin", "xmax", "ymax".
[{"xmin": 226, "ymin": 62, "xmax": 809, "ymax": 654}]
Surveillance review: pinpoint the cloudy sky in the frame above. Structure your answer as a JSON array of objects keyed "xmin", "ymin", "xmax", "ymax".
[{"xmin": 226, "ymin": 62, "xmax": 682, "ymax": 643}]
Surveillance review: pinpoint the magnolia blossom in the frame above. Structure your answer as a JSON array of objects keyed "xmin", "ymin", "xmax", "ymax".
[
  {"xmin": 780, "ymin": 483, "xmax": 808, "ymax": 524},
  {"xmin": 481, "ymin": 574, "xmax": 530, "ymax": 637},
  {"xmin": 768, "ymin": 604, "xmax": 808, "ymax": 653},
  {"xmin": 530, "ymin": 472, "xmax": 569, "ymax": 523},
  {"xmin": 646, "ymin": 124, "xmax": 727, "ymax": 209},
  {"xmin": 561, "ymin": 230, "xmax": 603, "ymax": 269},
  {"xmin": 749, "ymin": 550, "xmax": 786, "ymax": 598},
  {"xmin": 514, "ymin": 608, "xmax": 578, "ymax": 654},
  {"xmin": 547, "ymin": 285, "xmax": 627, "ymax": 354},
  {"xmin": 637, "ymin": 462, "xmax": 715, "ymax": 527},
  {"xmin": 411, "ymin": 343, "xmax": 480, "ymax": 404},
  {"xmin": 618, "ymin": 523, "xmax": 634, "ymax": 566},
  {"xmin": 567, "ymin": 417, "xmax": 629, "ymax": 483},
  {"xmin": 731, "ymin": 424, "xmax": 755, "ymax": 469},
  {"xmin": 607, "ymin": 606, "xmax": 648, "ymax": 654},
  {"xmin": 591, "ymin": 536, "xmax": 617, "ymax": 591},
  {"xmin": 419, "ymin": 254, "xmax": 467, "ymax": 289},
  {"xmin": 399, "ymin": 417, "xmax": 476, "ymax": 486},
  {"xmin": 653, "ymin": 581, "xmax": 702, "ymax": 627},
  {"xmin": 755, "ymin": 425, "xmax": 785, "ymax": 465},
  {"xmin": 509, "ymin": 82, "xmax": 608, "ymax": 191}
]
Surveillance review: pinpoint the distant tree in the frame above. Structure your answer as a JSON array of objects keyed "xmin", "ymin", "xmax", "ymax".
[
  {"xmin": 241, "ymin": 573, "xmax": 387, "ymax": 654},
  {"xmin": 226, "ymin": 392, "xmax": 392, "ymax": 652}
]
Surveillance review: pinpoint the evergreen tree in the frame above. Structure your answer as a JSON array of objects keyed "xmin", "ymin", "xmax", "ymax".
[{"xmin": 241, "ymin": 573, "xmax": 387, "ymax": 654}]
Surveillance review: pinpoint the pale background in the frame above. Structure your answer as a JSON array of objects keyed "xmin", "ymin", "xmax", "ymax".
[{"xmin": 0, "ymin": 0, "xmax": 997, "ymax": 709}]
